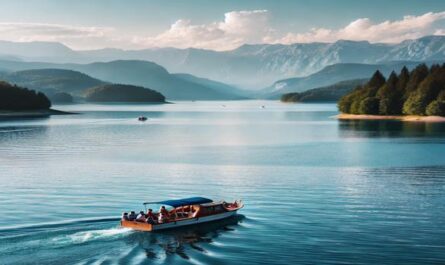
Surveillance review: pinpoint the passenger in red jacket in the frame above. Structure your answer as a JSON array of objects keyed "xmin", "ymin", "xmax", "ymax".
[{"xmin": 146, "ymin": 208, "xmax": 156, "ymax": 224}]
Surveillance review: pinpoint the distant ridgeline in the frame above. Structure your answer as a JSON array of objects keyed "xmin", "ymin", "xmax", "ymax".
[
  {"xmin": 0, "ymin": 81, "xmax": 51, "ymax": 110},
  {"xmin": 281, "ymin": 79, "xmax": 367, "ymax": 103},
  {"xmin": 338, "ymin": 64, "xmax": 445, "ymax": 116},
  {"xmin": 85, "ymin": 84, "xmax": 165, "ymax": 103}
]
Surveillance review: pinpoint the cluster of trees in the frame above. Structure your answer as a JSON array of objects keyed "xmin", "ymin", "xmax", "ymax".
[
  {"xmin": 85, "ymin": 84, "xmax": 165, "ymax": 103},
  {"xmin": 338, "ymin": 64, "xmax": 445, "ymax": 116},
  {"xmin": 0, "ymin": 81, "xmax": 51, "ymax": 110}
]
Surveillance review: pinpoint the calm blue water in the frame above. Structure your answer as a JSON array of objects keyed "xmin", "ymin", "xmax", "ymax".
[{"xmin": 1, "ymin": 101, "xmax": 445, "ymax": 265}]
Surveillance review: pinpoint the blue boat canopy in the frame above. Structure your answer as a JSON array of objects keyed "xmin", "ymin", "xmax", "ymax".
[{"xmin": 143, "ymin": 197, "xmax": 213, "ymax": 207}]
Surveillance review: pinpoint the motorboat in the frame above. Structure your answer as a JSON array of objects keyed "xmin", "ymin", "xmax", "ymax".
[
  {"xmin": 121, "ymin": 197, "xmax": 243, "ymax": 231},
  {"xmin": 138, "ymin": 116, "xmax": 147, "ymax": 121}
]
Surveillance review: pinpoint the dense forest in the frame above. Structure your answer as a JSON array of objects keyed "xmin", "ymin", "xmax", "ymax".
[
  {"xmin": 85, "ymin": 84, "xmax": 165, "ymax": 103},
  {"xmin": 338, "ymin": 64, "xmax": 445, "ymax": 116},
  {"xmin": 0, "ymin": 81, "xmax": 51, "ymax": 110}
]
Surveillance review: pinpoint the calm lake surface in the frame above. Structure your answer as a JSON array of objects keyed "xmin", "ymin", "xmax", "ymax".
[{"xmin": 1, "ymin": 101, "xmax": 445, "ymax": 265}]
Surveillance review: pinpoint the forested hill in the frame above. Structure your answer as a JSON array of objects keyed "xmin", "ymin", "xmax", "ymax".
[
  {"xmin": 281, "ymin": 79, "xmax": 366, "ymax": 103},
  {"xmin": 0, "ymin": 81, "xmax": 51, "ymax": 110},
  {"xmin": 84, "ymin": 84, "xmax": 165, "ymax": 103},
  {"xmin": 338, "ymin": 64, "xmax": 445, "ymax": 116}
]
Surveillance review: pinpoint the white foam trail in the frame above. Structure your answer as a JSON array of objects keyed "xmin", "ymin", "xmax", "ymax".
[
  {"xmin": 0, "ymin": 128, "xmax": 35, "ymax": 133},
  {"xmin": 53, "ymin": 227, "xmax": 132, "ymax": 244}
]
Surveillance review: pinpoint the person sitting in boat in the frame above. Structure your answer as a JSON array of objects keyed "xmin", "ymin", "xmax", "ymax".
[
  {"xmin": 158, "ymin": 206, "xmax": 170, "ymax": 223},
  {"xmin": 128, "ymin": 211, "xmax": 137, "ymax": 221},
  {"xmin": 136, "ymin": 211, "xmax": 146, "ymax": 222},
  {"xmin": 121, "ymin": 212, "xmax": 129, "ymax": 221},
  {"xmin": 146, "ymin": 208, "xmax": 156, "ymax": 224}
]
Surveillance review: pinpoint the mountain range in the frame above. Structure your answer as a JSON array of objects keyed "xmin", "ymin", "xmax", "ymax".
[
  {"xmin": 0, "ymin": 69, "xmax": 105, "ymax": 96},
  {"xmin": 0, "ymin": 60, "xmax": 247, "ymax": 100},
  {"xmin": 1, "ymin": 36, "xmax": 445, "ymax": 88}
]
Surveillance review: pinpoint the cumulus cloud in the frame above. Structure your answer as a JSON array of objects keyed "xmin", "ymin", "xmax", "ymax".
[
  {"xmin": 278, "ymin": 11, "xmax": 445, "ymax": 44},
  {"xmin": 133, "ymin": 10, "xmax": 445, "ymax": 50},
  {"xmin": 134, "ymin": 10, "xmax": 273, "ymax": 50}
]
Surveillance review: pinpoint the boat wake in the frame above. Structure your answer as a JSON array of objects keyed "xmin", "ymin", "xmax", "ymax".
[
  {"xmin": 0, "ymin": 216, "xmax": 119, "ymax": 233},
  {"xmin": 52, "ymin": 227, "xmax": 132, "ymax": 245},
  {"xmin": 0, "ymin": 215, "xmax": 246, "ymax": 264},
  {"xmin": 0, "ymin": 128, "xmax": 36, "ymax": 133}
]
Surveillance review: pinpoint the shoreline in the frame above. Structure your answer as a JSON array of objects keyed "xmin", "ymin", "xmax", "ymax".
[
  {"xmin": 337, "ymin": 113, "xmax": 445, "ymax": 122},
  {"xmin": 0, "ymin": 109, "xmax": 77, "ymax": 119}
]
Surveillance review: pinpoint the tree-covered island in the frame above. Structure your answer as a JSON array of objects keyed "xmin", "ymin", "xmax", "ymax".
[
  {"xmin": 0, "ymin": 81, "xmax": 69, "ymax": 118},
  {"xmin": 0, "ymin": 81, "xmax": 51, "ymax": 110},
  {"xmin": 338, "ymin": 64, "xmax": 445, "ymax": 117}
]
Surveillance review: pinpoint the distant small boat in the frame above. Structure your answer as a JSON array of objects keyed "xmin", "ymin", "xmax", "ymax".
[
  {"xmin": 138, "ymin": 116, "xmax": 147, "ymax": 121},
  {"xmin": 121, "ymin": 197, "xmax": 243, "ymax": 232}
]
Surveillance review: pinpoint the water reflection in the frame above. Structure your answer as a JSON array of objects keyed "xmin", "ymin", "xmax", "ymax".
[
  {"xmin": 338, "ymin": 120, "xmax": 445, "ymax": 138},
  {"xmin": 125, "ymin": 215, "xmax": 244, "ymax": 260}
]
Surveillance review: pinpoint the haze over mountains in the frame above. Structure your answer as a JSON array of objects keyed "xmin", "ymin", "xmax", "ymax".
[
  {"xmin": 263, "ymin": 61, "xmax": 439, "ymax": 98},
  {"xmin": 0, "ymin": 69, "xmax": 105, "ymax": 97},
  {"xmin": 1, "ymin": 36, "xmax": 445, "ymax": 89},
  {"xmin": 0, "ymin": 60, "xmax": 247, "ymax": 100}
]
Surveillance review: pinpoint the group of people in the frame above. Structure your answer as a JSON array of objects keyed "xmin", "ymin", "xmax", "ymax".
[{"xmin": 122, "ymin": 206, "xmax": 171, "ymax": 224}]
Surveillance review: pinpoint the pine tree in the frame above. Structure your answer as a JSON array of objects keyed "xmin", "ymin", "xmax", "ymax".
[
  {"xmin": 377, "ymin": 72, "xmax": 401, "ymax": 115},
  {"xmin": 426, "ymin": 100, "xmax": 445, "ymax": 116},
  {"xmin": 405, "ymin": 64, "xmax": 428, "ymax": 93},
  {"xmin": 397, "ymin": 66, "xmax": 410, "ymax": 92},
  {"xmin": 368, "ymin": 70, "xmax": 386, "ymax": 89}
]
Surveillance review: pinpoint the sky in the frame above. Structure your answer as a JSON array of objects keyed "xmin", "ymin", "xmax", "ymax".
[{"xmin": 1, "ymin": 0, "xmax": 445, "ymax": 50}]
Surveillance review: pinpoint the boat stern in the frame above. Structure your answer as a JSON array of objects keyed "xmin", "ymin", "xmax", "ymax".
[{"xmin": 121, "ymin": 220, "xmax": 153, "ymax": 231}]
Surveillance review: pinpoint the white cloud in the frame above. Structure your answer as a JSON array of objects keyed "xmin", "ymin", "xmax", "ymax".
[
  {"xmin": 1, "ymin": 11, "xmax": 445, "ymax": 50},
  {"xmin": 278, "ymin": 12, "xmax": 445, "ymax": 44},
  {"xmin": 133, "ymin": 10, "xmax": 445, "ymax": 50},
  {"xmin": 134, "ymin": 10, "xmax": 273, "ymax": 50},
  {"xmin": 0, "ymin": 22, "xmax": 115, "ymax": 49}
]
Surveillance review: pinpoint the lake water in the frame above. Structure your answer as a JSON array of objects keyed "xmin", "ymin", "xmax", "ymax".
[{"xmin": 1, "ymin": 101, "xmax": 445, "ymax": 265}]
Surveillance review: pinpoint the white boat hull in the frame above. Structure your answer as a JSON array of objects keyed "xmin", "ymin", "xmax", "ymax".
[{"xmin": 152, "ymin": 210, "xmax": 238, "ymax": 231}]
